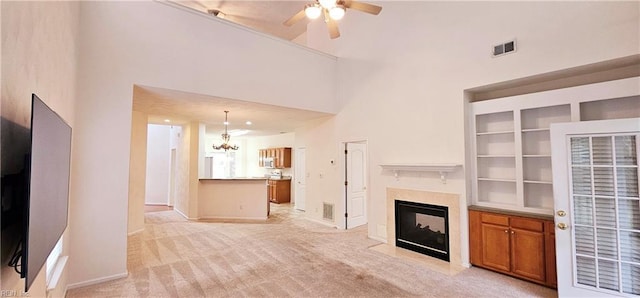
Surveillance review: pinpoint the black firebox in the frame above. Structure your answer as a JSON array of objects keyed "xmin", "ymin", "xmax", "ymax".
[{"xmin": 395, "ymin": 200, "xmax": 450, "ymax": 262}]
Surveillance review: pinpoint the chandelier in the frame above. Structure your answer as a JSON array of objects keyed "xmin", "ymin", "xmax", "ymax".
[{"xmin": 212, "ymin": 111, "xmax": 239, "ymax": 151}]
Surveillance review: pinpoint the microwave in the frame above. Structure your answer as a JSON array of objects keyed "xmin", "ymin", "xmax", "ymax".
[{"xmin": 264, "ymin": 157, "xmax": 275, "ymax": 168}]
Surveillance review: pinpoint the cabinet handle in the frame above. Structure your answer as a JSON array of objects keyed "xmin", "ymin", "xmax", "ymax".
[
  {"xmin": 504, "ymin": 230, "xmax": 508, "ymax": 233},
  {"xmin": 511, "ymin": 231, "xmax": 514, "ymax": 234}
]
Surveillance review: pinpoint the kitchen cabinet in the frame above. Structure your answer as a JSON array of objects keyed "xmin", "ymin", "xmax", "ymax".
[
  {"xmin": 267, "ymin": 179, "xmax": 291, "ymax": 203},
  {"xmin": 259, "ymin": 149, "xmax": 267, "ymax": 167},
  {"xmin": 259, "ymin": 147, "xmax": 291, "ymax": 168},
  {"xmin": 469, "ymin": 208, "xmax": 556, "ymax": 287}
]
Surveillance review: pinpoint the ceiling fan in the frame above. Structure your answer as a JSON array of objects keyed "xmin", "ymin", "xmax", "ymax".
[{"xmin": 283, "ymin": 0, "xmax": 382, "ymax": 39}]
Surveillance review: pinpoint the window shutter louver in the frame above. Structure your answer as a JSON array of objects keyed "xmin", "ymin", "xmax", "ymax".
[{"xmin": 570, "ymin": 135, "xmax": 639, "ymax": 295}]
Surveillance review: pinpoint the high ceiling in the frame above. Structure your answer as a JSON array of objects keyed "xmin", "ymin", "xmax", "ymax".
[
  {"xmin": 132, "ymin": 85, "xmax": 334, "ymax": 137},
  {"xmin": 171, "ymin": 0, "xmax": 310, "ymax": 41}
]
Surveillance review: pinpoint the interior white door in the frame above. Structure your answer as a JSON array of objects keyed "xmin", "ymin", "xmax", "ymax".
[
  {"xmin": 295, "ymin": 147, "xmax": 306, "ymax": 211},
  {"xmin": 551, "ymin": 118, "xmax": 640, "ymax": 297},
  {"xmin": 346, "ymin": 142, "xmax": 367, "ymax": 229}
]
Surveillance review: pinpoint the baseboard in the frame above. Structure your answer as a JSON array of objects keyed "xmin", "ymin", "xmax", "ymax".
[
  {"xmin": 368, "ymin": 234, "xmax": 388, "ymax": 243},
  {"xmin": 173, "ymin": 208, "xmax": 197, "ymax": 220},
  {"xmin": 304, "ymin": 216, "xmax": 336, "ymax": 228},
  {"xmin": 127, "ymin": 228, "xmax": 144, "ymax": 236},
  {"xmin": 461, "ymin": 262, "xmax": 472, "ymax": 268},
  {"xmin": 67, "ymin": 272, "xmax": 128, "ymax": 290}
]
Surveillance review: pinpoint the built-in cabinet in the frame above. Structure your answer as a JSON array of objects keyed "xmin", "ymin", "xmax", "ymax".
[
  {"xmin": 470, "ymin": 80, "xmax": 640, "ymax": 215},
  {"xmin": 268, "ymin": 179, "xmax": 291, "ymax": 203},
  {"xmin": 469, "ymin": 208, "xmax": 556, "ymax": 287},
  {"xmin": 259, "ymin": 147, "xmax": 292, "ymax": 168},
  {"xmin": 468, "ymin": 77, "xmax": 640, "ymax": 289}
]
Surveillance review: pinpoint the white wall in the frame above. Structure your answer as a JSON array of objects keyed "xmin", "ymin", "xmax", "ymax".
[
  {"xmin": 1, "ymin": 1, "xmax": 79, "ymax": 295},
  {"xmin": 302, "ymin": 1, "xmax": 640, "ymax": 266},
  {"xmin": 173, "ymin": 123, "xmax": 190, "ymax": 217},
  {"xmin": 168, "ymin": 125, "xmax": 182, "ymax": 207},
  {"xmin": 145, "ymin": 124, "xmax": 171, "ymax": 205},
  {"xmin": 128, "ymin": 110, "xmax": 147, "ymax": 234},
  {"xmin": 71, "ymin": 1, "xmax": 336, "ymax": 285}
]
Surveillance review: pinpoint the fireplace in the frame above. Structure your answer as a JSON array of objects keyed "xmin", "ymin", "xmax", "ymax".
[{"xmin": 395, "ymin": 200, "xmax": 450, "ymax": 262}]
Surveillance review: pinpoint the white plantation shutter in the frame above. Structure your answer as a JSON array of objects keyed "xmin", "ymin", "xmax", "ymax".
[{"xmin": 570, "ymin": 135, "xmax": 640, "ymax": 296}]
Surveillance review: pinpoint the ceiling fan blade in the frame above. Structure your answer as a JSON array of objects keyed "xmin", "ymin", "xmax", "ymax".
[
  {"xmin": 323, "ymin": 9, "xmax": 340, "ymax": 39},
  {"xmin": 185, "ymin": 0, "xmax": 209, "ymax": 10},
  {"xmin": 283, "ymin": 9, "xmax": 306, "ymax": 26},
  {"xmin": 343, "ymin": 0, "xmax": 382, "ymax": 15},
  {"xmin": 326, "ymin": 19, "xmax": 340, "ymax": 39}
]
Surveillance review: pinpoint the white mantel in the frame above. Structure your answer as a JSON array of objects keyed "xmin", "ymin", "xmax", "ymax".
[{"xmin": 379, "ymin": 163, "xmax": 461, "ymax": 183}]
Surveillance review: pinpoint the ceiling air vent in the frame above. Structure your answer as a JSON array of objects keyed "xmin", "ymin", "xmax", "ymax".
[{"xmin": 492, "ymin": 40, "xmax": 516, "ymax": 57}]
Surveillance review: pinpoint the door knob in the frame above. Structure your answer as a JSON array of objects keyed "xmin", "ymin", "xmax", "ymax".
[
  {"xmin": 557, "ymin": 223, "xmax": 568, "ymax": 230},
  {"xmin": 557, "ymin": 210, "xmax": 566, "ymax": 217}
]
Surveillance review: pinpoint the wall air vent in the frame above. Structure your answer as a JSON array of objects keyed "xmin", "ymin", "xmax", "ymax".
[
  {"xmin": 323, "ymin": 203, "xmax": 334, "ymax": 221},
  {"xmin": 492, "ymin": 40, "xmax": 516, "ymax": 57}
]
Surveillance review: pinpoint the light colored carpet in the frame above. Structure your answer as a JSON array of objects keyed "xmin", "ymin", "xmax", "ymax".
[{"xmin": 67, "ymin": 204, "xmax": 557, "ymax": 297}]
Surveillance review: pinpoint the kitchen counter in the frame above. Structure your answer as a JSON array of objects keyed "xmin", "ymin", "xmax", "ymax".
[
  {"xmin": 197, "ymin": 176, "xmax": 291, "ymax": 181},
  {"xmin": 267, "ymin": 176, "xmax": 292, "ymax": 181},
  {"xmin": 198, "ymin": 179, "xmax": 268, "ymax": 220},
  {"xmin": 199, "ymin": 177, "xmax": 268, "ymax": 181}
]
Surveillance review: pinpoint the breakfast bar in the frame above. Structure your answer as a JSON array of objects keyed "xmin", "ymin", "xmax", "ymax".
[{"xmin": 198, "ymin": 178, "xmax": 269, "ymax": 220}]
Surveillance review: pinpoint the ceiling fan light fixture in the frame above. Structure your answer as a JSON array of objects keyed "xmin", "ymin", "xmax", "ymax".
[
  {"xmin": 329, "ymin": 5, "xmax": 345, "ymax": 20},
  {"xmin": 318, "ymin": 0, "xmax": 337, "ymax": 9},
  {"xmin": 305, "ymin": 4, "xmax": 322, "ymax": 19}
]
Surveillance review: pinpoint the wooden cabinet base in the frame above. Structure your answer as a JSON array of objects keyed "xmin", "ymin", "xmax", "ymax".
[
  {"xmin": 469, "ymin": 208, "xmax": 557, "ymax": 288},
  {"xmin": 268, "ymin": 179, "xmax": 291, "ymax": 203}
]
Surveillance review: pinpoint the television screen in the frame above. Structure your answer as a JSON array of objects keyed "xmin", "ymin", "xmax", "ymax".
[
  {"xmin": 1, "ymin": 118, "xmax": 30, "ymax": 278},
  {"xmin": 24, "ymin": 94, "xmax": 72, "ymax": 291}
]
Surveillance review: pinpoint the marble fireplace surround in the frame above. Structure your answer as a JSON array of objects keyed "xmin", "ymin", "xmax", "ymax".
[{"xmin": 386, "ymin": 188, "xmax": 462, "ymax": 269}]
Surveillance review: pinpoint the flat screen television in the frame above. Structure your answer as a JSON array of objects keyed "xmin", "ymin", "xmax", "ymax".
[{"xmin": 22, "ymin": 94, "xmax": 72, "ymax": 291}]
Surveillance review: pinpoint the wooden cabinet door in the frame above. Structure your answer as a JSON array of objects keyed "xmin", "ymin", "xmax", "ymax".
[
  {"xmin": 267, "ymin": 180, "xmax": 275, "ymax": 202},
  {"xmin": 281, "ymin": 148, "xmax": 291, "ymax": 168},
  {"xmin": 510, "ymin": 227, "xmax": 546, "ymax": 283},
  {"xmin": 259, "ymin": 149, "xmax": 265, "ymax": 167},
  {"xmin": 275, "ymin": 148, "xmax": 284, "ymax": 168},
  {"xmin": 272, "ymin": 180, "xmax": 291, "ymax": 203},
  {"xmin": 481, "ymin": 223, "xmax": 511, "ymax": 273},
  {"xmin": 545, "ymin": 221, "xmax": 557, "ymax": 287}
]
